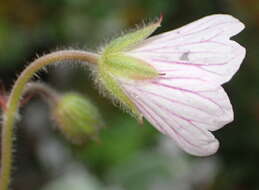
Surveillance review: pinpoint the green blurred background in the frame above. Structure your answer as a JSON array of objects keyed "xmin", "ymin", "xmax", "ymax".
[{"xmin": 0, "ymin": 0, "xmax": 258, "ymax": 189}]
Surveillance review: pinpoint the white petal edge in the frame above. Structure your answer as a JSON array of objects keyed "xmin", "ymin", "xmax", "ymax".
[
  {"xmin": 118, "ymin": 77, "xmax": 233, "ymax": 156},
  {"xmin": 128, "ymin": 14, "xmax": 246, "ymax": 85}
]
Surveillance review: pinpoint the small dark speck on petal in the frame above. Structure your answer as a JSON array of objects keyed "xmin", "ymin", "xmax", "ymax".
[
  {"xmin": 180, "ymin": 52, "xmax": 190, "ymax": 61},
  {"xmin": 159, "ymin": 73, "xmax": 166, "ymax": 76}
]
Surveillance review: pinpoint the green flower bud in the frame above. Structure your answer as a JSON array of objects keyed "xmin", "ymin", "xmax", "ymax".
[
  {"xmin": 97, "ymin": 19, "xmax": 161, "ymax": 121},
  {"xmin": 52, "ymin": 93, "xmax": 102, "ymax": 144}
]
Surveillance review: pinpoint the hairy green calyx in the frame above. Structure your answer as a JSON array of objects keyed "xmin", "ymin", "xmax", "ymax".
[{"xmin": 97, "ymin": 19, "xmax": 161, "ymax": 120}]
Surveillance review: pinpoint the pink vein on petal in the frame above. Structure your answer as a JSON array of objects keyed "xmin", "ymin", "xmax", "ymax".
[
  {"xmin": 150, "ymin": 100, "xmax": 212, "ymax": 136},
  {"xmin": 151, "ymin": 81, "xmax": 224, "ymax": 111},
  {"xmin": 124, "ymin": 84, "xmax": 218, "ymax": 118},
  {"xmin": 132, "ymin": 94, "xmax": 198, "ymax": 148},
  {"xmin": 135, "ymin": 19, "xmax": 240, "ymax": 52},
  {"xmin": 150, "ymin": 58, "xmax": 229, "ymax": 67},
  {"xmin": 157, "ymin": 76, "xmax": 207, "ymax": 82},
  {"xmin": 157, "ymin": 20, "xmax": 237, "ymax": 44},
  {"xmin": 137, "ymin": 40, "xmax": 230, "ymax": 52},
  {"xmin": 136, "ymin": 95, "xmax": 211, "ymax": 151}
]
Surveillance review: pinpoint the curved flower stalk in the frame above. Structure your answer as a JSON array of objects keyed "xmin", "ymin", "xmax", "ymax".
[
  {"xmin": 0, "ymin": 50, "xmax": 100, "ymax": 190},
  {"xmin": 97, "ymin": 14, "xmax": 246, "ymax": 156}
]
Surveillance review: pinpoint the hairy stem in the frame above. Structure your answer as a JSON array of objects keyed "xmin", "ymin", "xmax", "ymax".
[{"xmin": 0, "ymin": 50, "xmax": 99, "ymax": 190}]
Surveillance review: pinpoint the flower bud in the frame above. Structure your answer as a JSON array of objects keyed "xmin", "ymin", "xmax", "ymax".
[{"xmin": 52, "ymin": 93, "xmax": 102, "ymax": 144}]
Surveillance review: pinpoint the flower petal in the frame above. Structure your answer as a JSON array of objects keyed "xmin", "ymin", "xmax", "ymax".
[
  {"xmin": 128, "ymin": 14, "xmax": 246, "ymax": 84},
  {"xmin": 118, "ymin": 77, "xmax": 233, "ymax": 156}
]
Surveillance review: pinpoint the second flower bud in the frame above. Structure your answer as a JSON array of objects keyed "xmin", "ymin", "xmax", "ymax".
[{"xmin": 52, "ymin": 93, "xmax": 103, "ymax": 144}]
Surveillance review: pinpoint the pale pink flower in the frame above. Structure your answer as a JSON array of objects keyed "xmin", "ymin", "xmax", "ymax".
[{"xmin": 111, "ymin": 14, "xmax": 246, "ymax": 156}]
